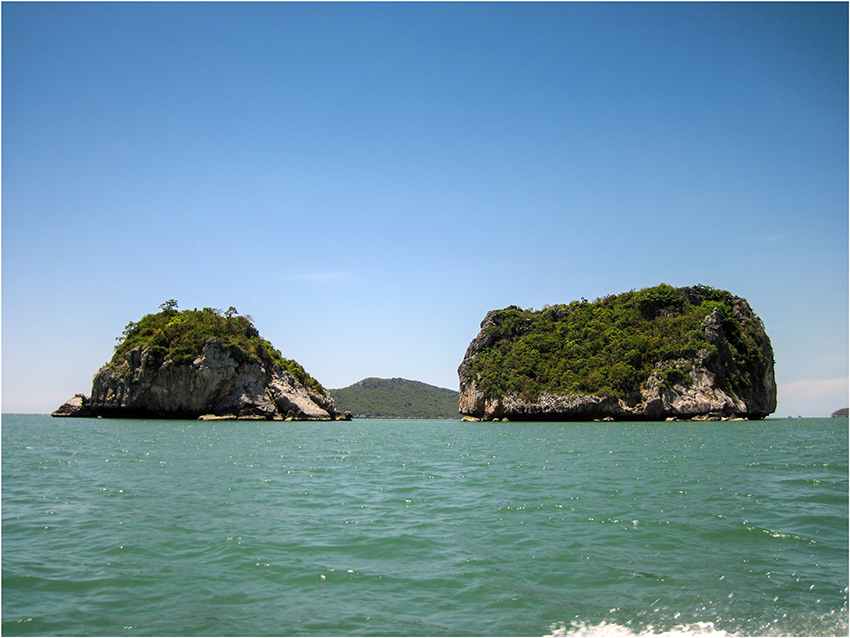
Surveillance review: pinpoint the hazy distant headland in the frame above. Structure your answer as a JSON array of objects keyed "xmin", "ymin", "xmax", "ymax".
[{"xmin": 330, "ymin": 378, "xmax": 459, "ymax": 419}]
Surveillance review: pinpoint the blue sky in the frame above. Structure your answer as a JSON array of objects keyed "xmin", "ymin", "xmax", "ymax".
[{"xmin": 3, "ymin": 2, "xmax": 847, "ymax": 417}]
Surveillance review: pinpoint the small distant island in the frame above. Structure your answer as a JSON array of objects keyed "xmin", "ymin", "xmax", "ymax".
[
  {"xmin": 458, "ymin": 284, "xmax": 777, "ymax": 422},
  {"xmin": 52, "ymin": 301, "xmax": 348, "ymax": 421},
  {"xmin": 330, "ymin": 378, "xmax": 459, "ymax": 419}
]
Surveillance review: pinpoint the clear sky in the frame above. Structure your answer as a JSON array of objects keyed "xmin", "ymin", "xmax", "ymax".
[{"xmin": 3, "ymin": 2, "xmax": 847, "ymax": 417}]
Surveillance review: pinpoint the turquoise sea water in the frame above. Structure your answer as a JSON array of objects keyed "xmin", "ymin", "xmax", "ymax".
[{"xmin": 2, "ymin": 415, "xmax": 847, "ymax": 637}]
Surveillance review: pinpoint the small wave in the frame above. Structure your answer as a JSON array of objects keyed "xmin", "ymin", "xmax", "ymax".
[{"xmin": 544, "ymin": 621, "xmax": 733, "ymax": 637}]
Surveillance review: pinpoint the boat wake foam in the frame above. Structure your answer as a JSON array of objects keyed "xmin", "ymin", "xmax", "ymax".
[
  {"xmin": 544, "ymin": 610, "xmax": 848, "ymax": 638},
  {"xmin": 544, "ymin": 621, "xmax": 733, "ymax": 637}
]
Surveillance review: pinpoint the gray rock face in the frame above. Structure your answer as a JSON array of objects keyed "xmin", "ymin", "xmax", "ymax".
[
  {"xmin": 458, "ymin": 291, "xmax": 777, "ymax": 422},
  {"xmin": 51, "ymin": 394, "xmax": 98, "ymax": 418},
  {"xmin": 86, "ymin": 338, "xmax": 337, "ymax": 420}
]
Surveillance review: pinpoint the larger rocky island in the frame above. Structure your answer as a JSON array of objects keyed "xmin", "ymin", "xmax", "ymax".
[
  {"xmin": 458, "ymin": 284, "xmax": 776, "ymax": 421},
  {"xmin": 53, "ymin": 303, "xmax": 347, "ymax": 421}
]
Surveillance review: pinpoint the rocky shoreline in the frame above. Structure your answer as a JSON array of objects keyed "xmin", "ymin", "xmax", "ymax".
[{"xmin": 461, "ymin": 413, "xmax": 750, "ymax": 423}]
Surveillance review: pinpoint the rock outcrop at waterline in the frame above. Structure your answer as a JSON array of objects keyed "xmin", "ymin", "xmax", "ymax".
[
  {"xmin": 52, "ymin": 304, "xmax": 349, "ymax": 421},
  {"xmin": 51, "ymin": 394, "xmax": 98, "ymax": 418},
  {"xmin": 458, "ymin": 285, "xmax": 777, "ymax": 422}
]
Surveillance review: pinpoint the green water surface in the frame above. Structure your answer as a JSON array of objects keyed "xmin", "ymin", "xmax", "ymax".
[{"xmin": 2, "ymin": 416, "xmax": 847, "ymax": 636}]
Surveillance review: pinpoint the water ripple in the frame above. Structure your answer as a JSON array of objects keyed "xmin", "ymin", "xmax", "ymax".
[{"xmin": 2, "ymin": 416, "xmax": 847, "ymax": 636}]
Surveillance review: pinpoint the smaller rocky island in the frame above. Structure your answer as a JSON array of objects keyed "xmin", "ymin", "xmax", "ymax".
[
  {"xmin": 53, "ymin": 302, "xmax": 349, "ymax": 421},
  {"xmin": 458, "ymin": 284, "xmax": 777, "ymax": 422}
]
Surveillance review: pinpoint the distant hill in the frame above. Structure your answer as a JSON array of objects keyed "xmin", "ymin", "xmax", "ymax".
[{"xmin": 330, "ymin": 378, "xmax": 460, "ymax": 419}]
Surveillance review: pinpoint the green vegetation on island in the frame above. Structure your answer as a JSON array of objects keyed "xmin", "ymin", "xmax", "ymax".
[
  {"xmin": 110, "ymin": 300, "xmax": 325, "ymax": 393},
  {"xmin": 468, "ymin": 284, "xmax": 771, "ymax": 403},
  {"xmin": 330, "ymin": 378, "xmax": 459, "ymax": 418}
]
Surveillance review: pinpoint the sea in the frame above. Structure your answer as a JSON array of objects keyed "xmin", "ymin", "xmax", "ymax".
[{"xmin": 2, "ymin": 414, "xmax": 847, "ymax": 637}]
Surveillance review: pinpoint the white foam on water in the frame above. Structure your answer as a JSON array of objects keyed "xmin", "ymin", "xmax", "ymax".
[{"xmin": 544, "ymin": 621, "xmax": 734, "ymax": 638}]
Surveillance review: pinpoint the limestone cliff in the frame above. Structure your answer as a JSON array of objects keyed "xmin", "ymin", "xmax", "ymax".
[
  {"xmin": 88, "ymin": 338, "xmax": 337, "ymax": 420},
  {"xmin": 458, "ymin": 285, "xmax": 776, "ymax": 421}
]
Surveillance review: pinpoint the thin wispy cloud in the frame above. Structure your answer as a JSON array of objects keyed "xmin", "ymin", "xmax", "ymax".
[
  {"xmin": 779, "ymin": 378, "xmax": 849, "ymax": 400},
  {"xmin": 751, "ymin": 232, "xmax": 791, "ymax": 245},
  {"xmin": 283, "ymin": 271, "xmax": 350, "ymax": 284},
  {"xmin": 777, "ymin": 378, "xmax": 849, "ymax": 417}
]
